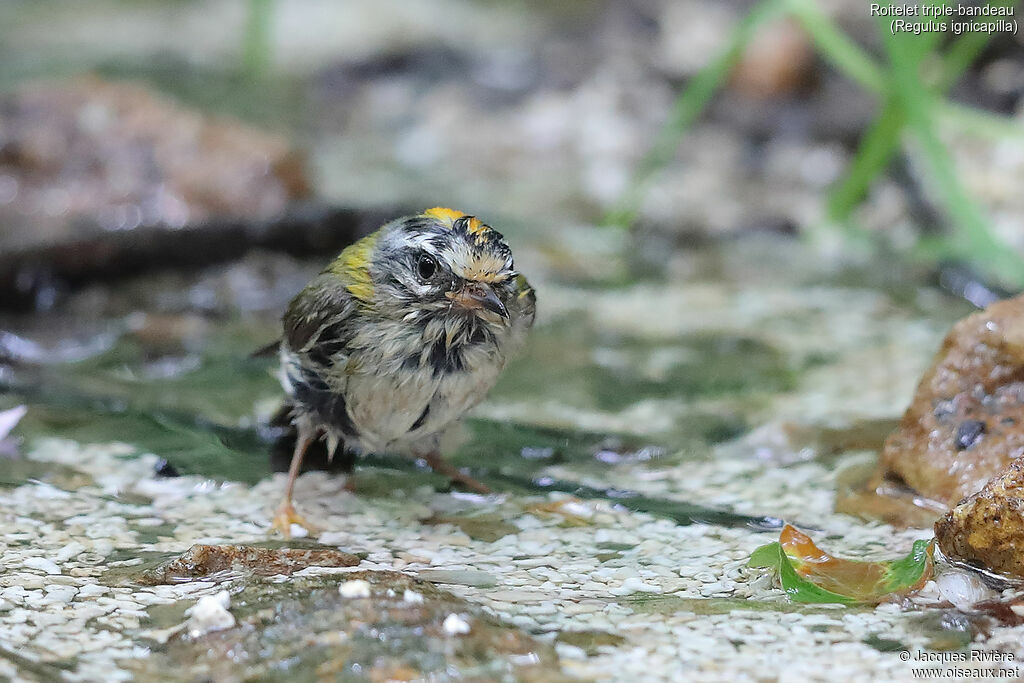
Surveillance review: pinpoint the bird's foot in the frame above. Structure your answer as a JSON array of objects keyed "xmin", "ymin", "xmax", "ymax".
[
  {"xmin": 270, "ymin": 502, "xmax": 321, "ymax": 538},
  {"xmin": 448, "ymin": 471, "xmax": 492, "ymax": 494},
  {"xmin": 423, "ymin": 453, "xmax": 492, "ymax": 494}
]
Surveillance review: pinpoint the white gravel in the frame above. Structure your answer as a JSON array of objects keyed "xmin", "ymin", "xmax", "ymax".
[{"xmin": 0, "ymin": 248, "xmax": 1014, "ymax": 682}]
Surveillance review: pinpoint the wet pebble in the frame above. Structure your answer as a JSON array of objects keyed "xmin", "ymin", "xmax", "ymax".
[
  {"xmin": 442, "ymin": 613, "xmax": 471, "ymax": 635},
  {"xmin": 417, "ymin": 569, "xmax": 498, "ymax": 587},
  {"xmin": 23, "ymin": 557, "xmax": 61, "ymax": 575},
  {"xmin": 184, "ymin": 591, "xmax": 235, "ymax": 637},
  {"xmin": 338, "ymin": 580, "xmax": 372, "ymax": 598}
]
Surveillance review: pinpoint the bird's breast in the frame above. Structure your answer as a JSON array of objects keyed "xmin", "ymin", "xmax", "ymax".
[{"xmin": 283, "ymin": 313, "xmax": 519, "ymax": 455}]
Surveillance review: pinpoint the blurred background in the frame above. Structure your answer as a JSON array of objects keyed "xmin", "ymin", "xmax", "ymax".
[{"xmin": 0, "ymin": 0, "xmax": 1022, "ymax": 479}]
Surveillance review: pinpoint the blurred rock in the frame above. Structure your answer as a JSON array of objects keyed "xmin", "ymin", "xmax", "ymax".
[
  {"xmin": 653, "ymin": 0, "xmax": 738, "ymax": 79},
  {"xmin": 130, "ymin": 571, "xmax": 561, "ymax": 681},
  {"xmin": 870, "ymin": 294, "xmax": 1024, "ymax": 512},
  {"xmin": 126, "ymin": 312, "xmax": 209, "ymax": 356},
  {"xmin": 0, "ymin": 78, "xmax": 407, "ymax": 310},
  {"xmin": 935, "ymin": 460, "xmax": 1024, "ymax": 579},
  {"xmin": 730, "ymin": 19, "xmax": 815, "ymax": 99},
  {"xmin": 0, "ymin": 77, "xmax": 308, "ymax": 247}
]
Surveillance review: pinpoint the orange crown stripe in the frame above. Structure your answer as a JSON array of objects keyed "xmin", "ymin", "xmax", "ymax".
[
  {"xmin": 423, "ymin": 207, "xmax": 467, "ymax": 224},
  {"xmin": 423, "ymin": 207, "xmax": 489, "ymax": 238}
]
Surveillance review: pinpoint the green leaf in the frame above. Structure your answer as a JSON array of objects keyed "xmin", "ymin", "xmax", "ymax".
[
  {"xmin": 748, "ymin": 525, "xmax": 935, "ymax": 605},
  {"xmin": 748, "ymin": 541, "xmax": 855, "ymax": 605},
  {"xmin": 882, "ymin": 539, "xmax": 935, "ymax": 593}
]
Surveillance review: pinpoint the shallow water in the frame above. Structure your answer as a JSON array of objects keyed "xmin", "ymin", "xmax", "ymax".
[{"xmin": 0, "ymin": 232, "xmax": 978, "ymax": 680}]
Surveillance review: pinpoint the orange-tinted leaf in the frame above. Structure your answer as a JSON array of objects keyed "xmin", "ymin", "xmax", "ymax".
[{"xmin": 749, "ymin": 524, "xmax": 935, "ymax": 604}]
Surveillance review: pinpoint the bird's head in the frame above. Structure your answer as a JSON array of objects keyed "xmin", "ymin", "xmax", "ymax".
[{"xmin": 330, "ymin": 207, "xmax": 521, "ymax": 327}]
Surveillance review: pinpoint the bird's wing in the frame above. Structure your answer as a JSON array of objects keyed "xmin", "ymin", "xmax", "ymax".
[
  {"xmin": 512, "ymin": 273, "xmax": 537, "ymax": 327},
  {"xmin": 282, "ymin": 273, "xmax": 361, "ymax": 373}
]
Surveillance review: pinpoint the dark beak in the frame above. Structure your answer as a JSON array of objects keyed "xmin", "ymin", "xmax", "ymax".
[{"xmin": 451, "ymin": 282, "xmax": 509, "ymax": 319}]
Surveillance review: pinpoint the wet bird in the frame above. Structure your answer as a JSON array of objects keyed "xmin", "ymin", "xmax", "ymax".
[{"xmin": 273, "ymin": 208, "xmax": 535, "ymax": 535}]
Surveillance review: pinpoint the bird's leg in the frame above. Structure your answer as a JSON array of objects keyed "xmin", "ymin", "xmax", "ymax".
[
  {"xmin": 423, "ymin": 451, "xmax": 492, "ymax": 494},
  {"xmin": 327, "ymin": 435, "xmax": 358, "ymax": 493},
  {"xmin": 271, "ymin": 428, "xmax": 321, "ymax": 537}
]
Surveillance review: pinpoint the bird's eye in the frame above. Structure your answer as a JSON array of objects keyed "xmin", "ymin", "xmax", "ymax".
[{"xmin": 417, "ymin": 253, "xmax": 438, "ymax": 280}]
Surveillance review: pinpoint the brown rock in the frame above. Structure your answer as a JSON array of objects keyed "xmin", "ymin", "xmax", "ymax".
[
  {"xmin": 0, "ymin": 78, "xmax": 408, "ymax": 312},
  {"xmin": 870, "ymin": 294, "xmax": 1024, "ymax": 512},
  {"xmin": 138, "ymin": 544, "xmax": 360, "ymax": 585},
  {"xmin": 730, "ymin": 19, "xmax": 816, "ymax": 98},
  {"xmin": 0, "ymin": 76, "xmax": 309, "ymax": 251},
  {"xmin": 935, "ymin": 459, "xmax": 1024, "ymax": 578},
  {"xmin": 126, "ymin": 570, "xmax": 563, "ymax": 681}
]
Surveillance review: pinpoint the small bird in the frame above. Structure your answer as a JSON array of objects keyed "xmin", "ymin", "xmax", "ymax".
[{"xmin": 273, "ymin": 207, "xmax": 535, "ymax": 535}]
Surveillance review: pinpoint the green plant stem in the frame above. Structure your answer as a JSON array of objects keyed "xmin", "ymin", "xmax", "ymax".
[
  {"xmin": 827, "ymin": 98, "xmax": 905, "ymax": 224},
  {"xmin": 243, "ymin": 0, "xmax": 274, "ymax": 79},
  {"xmin": 937, "ymin": 0, "xmax": 1017, "ymax": 90},
  {"xmin": 782, "ymin": 0, "xmax": 886, "ymax": 93},
  {"xmin": 827, "ymin": 0, "xmax": 1018, "ymax": 222},
  {"xmin": 881, "ymin": 14, "xmax": 1024, "ymax": 287},
  {"xmin": 826, "ymin": 1, "xmax": 940, "ymax": 222},
  {"xmin": 610, "ymin": 0, "xmax": 1024, "ymax": 287}
]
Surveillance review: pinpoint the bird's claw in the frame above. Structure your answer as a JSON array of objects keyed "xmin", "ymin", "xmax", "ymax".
[
  {"xmin": 423, "ymin": 454, "xmax": 492, "ymax": 494},
  {"xmin": 271, "ymin": 502, "xmax": 320, "ymax": 538}
]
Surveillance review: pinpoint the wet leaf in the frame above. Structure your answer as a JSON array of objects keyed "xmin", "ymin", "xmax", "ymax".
[{"xmin": 748, "ymin": 524, "xmax": 934, "ymax": 604}]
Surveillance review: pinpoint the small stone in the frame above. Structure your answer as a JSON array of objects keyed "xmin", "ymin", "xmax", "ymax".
[
  {"xmin": 42, "ymin": 586, "xmax": 77, "ymax": 604},
  {"xmin": 610, "ymin": 577, "xmax": 661, "ymax": 596},
  {"xmin": 417, "ymin": 569, "xmax": 498, "ymax": 588},
  {"xmin": 77, "ymin": 584, "xmax": 108, "ymax": 598},
  {"xmin": 486, "ymin": 590, "xmax": 546, "ymax": 604},
  {"xmin": 935, "ymin": 570, "xmax": 992, "ymax": 610},
  {"xmin": 555, "ymin": 643, "xmax": 588, "ymax": 660},
  {"xmin": 54, "ymin": 542, "xmax": 86, "ymax": 563},
  {"xmin": 955, "ymin": 420, "xmax": 986, "ymax": 451},
  {"xmin": 443, "ymin": 613, "xmax": 471, "ymax": 635},
  {"xmin": 24, "ymin": 557, "xmax": 61, "ymax": 575},
  {"xmin": 153, "ymin": 458, "xmax": 180, "ymax": 478},
  {"xmin": 338, "ymin": 580, "xmax": 371, "ymax": 598},
  {"xmin": 936, "ymin": 460, "xmax": 1024, "ymax": 578},
  {"xmin": 560, "ymin": 501, "xmax": 595, "ymax": 519},
  {"xmin": 402, "ymin": 589, "xmax": 424, "ymax": 604},
  {"xmin": 184, "ymin": 591, "xmax": 235, "ymax": 638}
]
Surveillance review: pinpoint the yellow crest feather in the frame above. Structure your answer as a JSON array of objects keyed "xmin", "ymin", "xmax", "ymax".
[
  {"xmin": 424, "ymin": 207, "xmax": 466, "ymax": 224},
  {"xmin": 424, "ymin": 207, "xmax": 489, "ymax": 243},
  {"xmin": 328, "ymin": 230, "xmax": 380, "ymax": 301}
]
